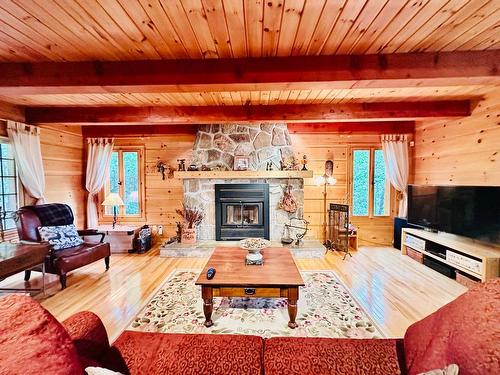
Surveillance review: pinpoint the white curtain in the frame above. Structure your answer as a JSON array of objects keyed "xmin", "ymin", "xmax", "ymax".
[
  {"xmin": 86, "ymin": 138, "xmax": 114, "ymax": 229},
  {"xmin": 381, "ymin": 134, "xmax": 409, "ymax": 218},
  {"xmin": 7, "ymin": 121, "xmax": 46, "ymax": 204}
]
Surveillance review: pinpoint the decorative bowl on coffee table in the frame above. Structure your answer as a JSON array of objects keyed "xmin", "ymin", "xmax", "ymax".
[{"xmin": 239, "ymin": 238, "xmax": 270, "ymax": 265}]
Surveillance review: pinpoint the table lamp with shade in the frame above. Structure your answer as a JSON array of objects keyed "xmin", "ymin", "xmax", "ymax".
[
  {"xmin": 314, "ymin": 160, "xmax": 337, "ymax": 243},
  {"xmin": 102, "ymin": 193, "xmax": 124, "ymax": 229}
]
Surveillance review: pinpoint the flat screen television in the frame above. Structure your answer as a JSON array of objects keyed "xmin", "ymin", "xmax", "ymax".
[{"xmin": 407, "ymin": 185, "xmax": 500, "ymax": 245}]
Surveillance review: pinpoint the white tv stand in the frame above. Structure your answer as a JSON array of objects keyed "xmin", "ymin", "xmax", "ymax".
[{"xmin": 401, "ymin": 228, "xmax": 500, "ymax": 282}]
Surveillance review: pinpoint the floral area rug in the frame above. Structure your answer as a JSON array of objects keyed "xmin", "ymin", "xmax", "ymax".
[{"xmin": 128, "ymin": 270, "xmax": 384, "ymax": 338}]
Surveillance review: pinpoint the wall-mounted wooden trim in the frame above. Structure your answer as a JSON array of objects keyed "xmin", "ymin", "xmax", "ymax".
[
  {"xmin": 27, "ymin": 101, "xmax": 470, "ymax": 125},
  {"xmin": 0, "ymin": 51, "xmax": 498, "ymax": 95}
]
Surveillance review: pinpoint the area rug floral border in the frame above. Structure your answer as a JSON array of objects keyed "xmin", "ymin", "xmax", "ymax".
[{"xmin": 128, "ymin": 269, "xmax": 385, "ymax": 339}]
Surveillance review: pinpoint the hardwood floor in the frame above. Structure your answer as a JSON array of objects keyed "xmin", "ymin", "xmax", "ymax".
[{"xmin": 0, "ymin": 245, "xmax": 467, "ymax": 342}]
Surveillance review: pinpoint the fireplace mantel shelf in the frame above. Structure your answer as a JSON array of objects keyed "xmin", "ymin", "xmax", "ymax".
[{"xmin": 174, "ymin": 170, "xmax": 313, "ymax": 179}]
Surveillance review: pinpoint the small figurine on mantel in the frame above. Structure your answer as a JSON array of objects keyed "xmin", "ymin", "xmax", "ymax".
[
  {"xmin": 177, "ymin": 159, "xmax": 186, "ymax": 171},
  {"xmin": 187, "ymin": 163, "xmax": 198, "ymax": 171},
  {"xmin": 301, "ymin": 155, "xmax": 308, "ymax": 171},
  {"xmin": 280, "ymin": 155, "xmax": 300, "ymax": 171}
]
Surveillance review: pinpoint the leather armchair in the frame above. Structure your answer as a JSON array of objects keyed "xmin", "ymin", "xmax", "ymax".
[{"xmin": 15, "ymin": 204, "xmax": 111, "ymax": 289}]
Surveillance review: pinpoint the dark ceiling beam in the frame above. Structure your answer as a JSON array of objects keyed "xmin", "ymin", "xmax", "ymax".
[
  {"xmin": 81, "ymin": 121, "xmax": 415, "ymax": 137},
  {"xmin": 1, "ymin": 51, "xmax": 499, "ymax": 95},
  {"xmin": 0, "ymin": 101, "xmax": 25, "ymax": 122},
  {"xmin": 287, "ymin": 121, "xmax": 415, "ymax": 134},
  {"xmin": 26, "ymin": 101, "xmax": 470, "ymax": 125}
]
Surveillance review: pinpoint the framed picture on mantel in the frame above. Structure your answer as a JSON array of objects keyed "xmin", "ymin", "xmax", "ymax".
[{"xmin": 234, "ymin": 155, "xmax": 250, "ymax": 171}]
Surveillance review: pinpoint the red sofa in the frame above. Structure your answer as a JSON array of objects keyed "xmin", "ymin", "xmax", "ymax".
[{"xmin": 0, "ymin": 279, "xmax": 498, "ymax": 375}]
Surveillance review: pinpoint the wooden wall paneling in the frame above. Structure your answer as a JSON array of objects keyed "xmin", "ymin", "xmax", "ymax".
[
  {"xmin": 289, "ymin": 131, "xmax": 409, "ymax": 246},
  {"xmin": 37, "ymin": 125, "xmax": 87, "ymax": 228},
  {"xmin": 413, "ymin": 88, "xmax": 500, "ymax": 186},
  {"xmin": 102, "ymin": 129, "xmax": 414, "ymax": 245}
]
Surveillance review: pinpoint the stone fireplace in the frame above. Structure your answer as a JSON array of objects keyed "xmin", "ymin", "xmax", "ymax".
[{"xmin": 182, "ymin": 123, "xmax": 305, "ymax": 241}]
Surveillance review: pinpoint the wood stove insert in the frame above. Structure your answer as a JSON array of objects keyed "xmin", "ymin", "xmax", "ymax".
[{"xmin": 215, "ymin": 184, "xmax": 270, "ymax": 241}]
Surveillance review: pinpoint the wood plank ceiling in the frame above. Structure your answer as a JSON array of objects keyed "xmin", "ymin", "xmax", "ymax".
[
  {"xmin": 0, "ymin": 0, "xmax": 498, "ymax": 62},
  {"xmin": 0, "ymin": 0, "xmax": 498, "ymax": 121}
]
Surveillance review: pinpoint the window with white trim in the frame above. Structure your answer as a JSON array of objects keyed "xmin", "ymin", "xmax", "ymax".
[
  {"xmin": 103, "ymin": 147, "xmax": 144, "ymax": 219},
  {"xmin": 0, "ymin": 140, "xmax": 19, "ymax": 230}
]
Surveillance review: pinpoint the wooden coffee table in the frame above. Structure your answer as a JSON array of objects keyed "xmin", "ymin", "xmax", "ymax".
[
  {"xmin": 0, "ymin": 242, "xmax": 50, "ymax": 294},
  {"xmin": 195, "ymin": 247, "xmax": 304, "ymax": 329}
]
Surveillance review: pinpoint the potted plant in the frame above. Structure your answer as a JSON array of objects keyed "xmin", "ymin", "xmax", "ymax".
[{"xmin": 176, "ymin": 204, "xmax": 204, "ymax": 244}]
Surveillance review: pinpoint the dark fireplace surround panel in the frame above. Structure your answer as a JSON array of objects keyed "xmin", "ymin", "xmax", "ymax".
[{"xmin": 215, "ymin": 184, "xmax": 270, "ymax": 241}]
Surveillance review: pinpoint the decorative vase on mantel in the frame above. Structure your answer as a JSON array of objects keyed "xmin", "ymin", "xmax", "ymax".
[{"xmin": 181, "ymin": 227, "xmax": 196, "ymax": 244}]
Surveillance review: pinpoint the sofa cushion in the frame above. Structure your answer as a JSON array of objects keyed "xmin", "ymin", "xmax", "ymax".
[
  {"xmin": 264, "ymin": 337, "xmax": 405, "ymax": 375},
  {"xmin": 102, "ymin": 331, "xmax": 263, "ymax": 375},
  {"xmin": 62, "ymin": 311, "xmax": 110, "ymax": 367},
  {"xmin": 0, "ymin": 294, "xmax": 83, "ymax": 375},
  {"xmin": 404, "ymin": 278, "xmax": 500, "ymax": 375},
  {"xmin": 39, "ymin": 224, "xmax": 84, "ymax": 250}
]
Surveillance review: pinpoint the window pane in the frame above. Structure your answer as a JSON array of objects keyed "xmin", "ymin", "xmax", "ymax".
[
  {"xmin": 0, "ymin": 143, "xmax": 14, "ymax": 159},
  {"xmin": 109, "ymin": 152, "xmax": 119, "ymax": 194},
  {"xmin": 2, "ymin": 177, "xmax": 16, "ymax": 195},
  {"xmin": 105, "ymin": 152, "xmax": 120, "ymax": 215},
  {"xmin": 352, "ymin": 150, "xmax": 370, "ymax": 216},
  {"xmin": 373, "ymin": 150, "xmax": 388, "ymax": 216},
  {"xmin": 2, "ymin": 194, "xmax": 18, "ymax": 212},
  {"xmin": 123, "ymin": 151, "xmax": 139, "ymax": 215},
  {"xmin": 1, "ymin": 159, "xmax": 15, "ymax": 177},
  {"xmin": 0, "ymin": 143, "xmax": 18, "ymax": 221}
]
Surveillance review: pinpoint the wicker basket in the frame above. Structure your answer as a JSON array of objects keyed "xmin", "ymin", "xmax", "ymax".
[
  {"xmin": 406, "ymin": 247, "xmax": 423, "ymax": 264},
  {"xmin": 455, "ymin": 271, "xmax": 480, "ymax": 289}
]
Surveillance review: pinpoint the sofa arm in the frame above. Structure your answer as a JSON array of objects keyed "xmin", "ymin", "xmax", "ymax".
[
  {"xmin": 62, "ymin": 311, "xmax": 110, "ymax": 362},
  {"xmin": 78, "ymin": 230, "xmax": 106, "ymax": 243}
]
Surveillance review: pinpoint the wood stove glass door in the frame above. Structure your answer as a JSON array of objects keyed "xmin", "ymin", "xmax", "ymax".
[{"xmin": 222, "ymin": 202, "xmax": 263, "ymax": 227}]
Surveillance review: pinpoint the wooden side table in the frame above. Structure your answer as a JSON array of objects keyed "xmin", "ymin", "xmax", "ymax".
[
  {"xmin": 96, "ymin": 225, "xmax": 142, "ymax": 253},
  {"xmin": 0, "ymin": 242, "xmax": 50, "ymax": 294}
]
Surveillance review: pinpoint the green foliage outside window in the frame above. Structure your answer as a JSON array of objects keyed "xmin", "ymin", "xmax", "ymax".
[
  {"xmin": 352, "ymin": 149, "xmax": 388, "ymax": 217},
  {"xmin": 106, "ymin": 150, "xmax": 140, "ymax": 216},
  {"xmin": 352, "ymin": 150, "xmax": 369, "ymax": 216},
  {"xmin": 373, "ymin": 150, "xmax": 387, "ymax": 216},
  {"xmin": 0, "ymin": 143, "xmax": 18, "ymax": 230}
]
